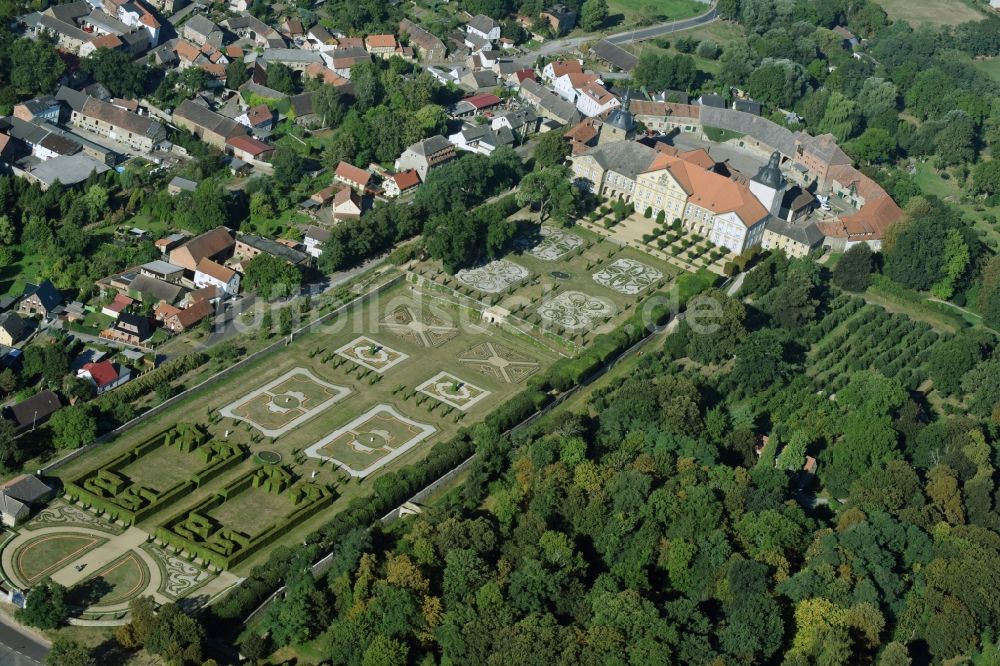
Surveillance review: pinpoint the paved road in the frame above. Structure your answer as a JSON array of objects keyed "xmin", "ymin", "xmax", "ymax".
[
  {"xmin": 605, "ymin": 5, "xmax": 719, "ymax": 45},
  {"xmin": 511, "ymin": 3, "xmax": 718, "ymax": 65},
  {"xmin": 0, "ymin": 615, "xmax": 47, "ymax": 666}
]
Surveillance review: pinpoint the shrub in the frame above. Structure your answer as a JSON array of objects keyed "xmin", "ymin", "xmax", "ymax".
[
  {"xmin": 656, "ymin": 210, "xmax": 666, "ymax": 224},
  {"xmin": 644, "ymin": 206, "xmax": 652, "ymax": 218}
]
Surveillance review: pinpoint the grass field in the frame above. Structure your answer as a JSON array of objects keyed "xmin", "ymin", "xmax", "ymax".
[
  {"xmin": 877, "ymin": 0, "xmax": 984, "ymax": 26},
  {"xmin": 206, "ymin": 485, "xmax": 295, "ymax": 538},
  {"xmin": 973, "ymin": 57, "xmax": 1000, "ymax": 83},
  {"xmin": 118, "ymin": 445, "xmax": 205, "ymax": 493},
  {"xmin": 623, "ymin": 20, "xmax": 745, "ymax": 75},
  {"xmin": 70, "ymin": 551, "xmax": 150, "ymax": 608},
  {"xmin": 606, "ymin": 0, "xmax": 707, "ymax": 29},
  {"xmin": 912, "ymin": 162, "xmax": 1000, "ymax": 246},
  {"xmin": 14, "ymin": 533, "xmax": 108, "ymax": 585}
]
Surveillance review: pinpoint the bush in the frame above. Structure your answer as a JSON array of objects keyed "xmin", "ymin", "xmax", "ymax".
[
  {"xmin": 656, "ymin": 210, "xmax": 666, "ymax": 224},
  {"xmin": 644, "ymin": 206, "xmax": 652, "ymax": 218},
  {"xmin": 696, "ymin": 40, "xmax": 720, "ymax": 59}
]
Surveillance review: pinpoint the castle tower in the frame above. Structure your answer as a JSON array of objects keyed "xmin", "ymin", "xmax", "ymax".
[
  {"xmin": 749, "ymin": 151, "xmax": 786, "ymax": 217},
  {"xmin": 598, "ymin": 89, "xmax": 636, "ymax": 144}
]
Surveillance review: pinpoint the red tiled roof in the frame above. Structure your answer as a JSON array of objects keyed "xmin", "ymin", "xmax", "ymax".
[
  {"xmin": 515, "ymin": 69, "xmax": 536, "ymax": 83},
  {"xmin": 547, "ymin": 59, "xmax": 582, "ymax": 77},
  {"xmin": 246, "ymin": 104, "xmax": 273, "ymax": 126},
  {"xmin": 175, "ymin": 40, "xmax": 200, "ymax": 62},
  {"xmin": 226, "ymin": 134, "xmax": 273, "ymax": 156},
  {"xmin": 365, "ymin": 34, "xmax": 396, "ymax": 49},
  {"xmin": 90, "ymin": 33, "xmax": 122, "ymax": 49},
  {"xmin": 195, "ymin": 257, "xmax": 236, "ymax": 283},
  {"xmin": 335, "ymin": 36, "xmax": 364, "ymax": 49},
  {"xmin": 106, "ymin": 294, "xmax": 133, "ymax": 314},
  {"xmin": 82, "ymin": 360, "xmax": 118, "ymax": 387},
  {"xmin": 464, "ymin": 93, "xmax": 502, "ymax": 109},
  {"xmin": 226, "ymin": 44, "xmax": 244, "ymax": 59},
  {"xmin": 391, "ymin": 169, "xmax": 420, "ymax": 190},
  {"xmin": 335, "ymin": 160, "xmax": 372, "ymax": 187}
]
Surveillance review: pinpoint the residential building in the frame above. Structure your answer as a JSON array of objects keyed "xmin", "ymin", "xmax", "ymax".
[
  {"xmin": 448, "ymin": 125, "xmax": 515, "ymax": 155},
  {"xmin": 540, "ymin": 5, "xmax": 578, "ymax": 34},
  {"xmin": 224, "ymin": 15, "xmax": 285, "ymax": 48},
  {"xmin": 383, "ymin": 170, "xmax": 420, "ymax": 197},
  {"xmin": 154, "ymin": 232, "xmax": 189, "ymax": 255},
  {"xmin": 574, "ymin": 80, "xmax": 619, "ymax": 118},
  {"xmin": 173, "ymin": 99, "xmax": 247, "ymax": 150},
  {"xmin": 629, "ymin": 99, "xmax": 700, "ymax": 134},
  {"xmin": 306, "ymin": 25, "xmax": 336, "ymax": 49},
  {"xmin": 460, "ymin": 69, "xmax": 499, "ymax": 92},
  {"xmin": 332, "ymin": 186, "xmax": 364, "ymax": 220},
  {"xmin": 12, "ymin": 97, "xmax": 61, "ymax": 124},
  {"xmin": 466, "ymin": 14, "xmax": 501, "ymax": 43},
  {"xmin": 491, "ymin": 107, "xmax": 540, "ymax": 139},
  {"xmin": 194, "ymin": 258, "xmax": 240, "ymax": 295},
  {"xmin": 552, "ymin": 71, "xmax": 598, "ymax": 102},
  {"xmin": 330, "ymin": 48, "xmax": 372, "ymax": 77},
  {"xmin": 792, "ymin": 132, "xmax": 852, "ymax": 186},
  {"xmin": 334, "ymin": 160, "xmax": 373, "ymax": 191},
  {"xmin": 733, "ymin": 98, "xmax": 762, "ymax": 115},
  {"xmin": 0, "ymin": 475, "xmax": 54, "ymax": 526},
  {"xmin": 78, "ymin": 360, "xmax": 132, "ymax": 394},
  {"xmin": 0, "ymin": 312, "xmax": 30, "ymax": 346},
  {"xmin": 102, "ymin": 293, "xmax": 134, "ymax": 318},
  {"xmin": 226, "ymin": 135, "xmax": 275, "ymax": 162},
  {"xmin": 71, "ymin": 97, "xmax": 167, "ymax": 153},
  {"xmin": 235, "ymin": 234, "xmax": 309, "ymax": 265},
  {"xmin": 399, "ymin": 18, "xmax": 447, "ymax": 61},
  {"xmin": 158, "ymin": 298, "xmax": 214, "ymax": 333},
  {"xmin": 103, "ymin": 311, "xmax": 153, "ymax": 345},
  {"xmin": 17, "ymin": 280, "xmax": 62, "ymax": 318},
  {"xmin": 5, "ymin": 391, "xmax": 61, "ymax": 435},
  {"xmin": 365, "ymin": 34, "xmax": 397, "ymax": 58},
  {"xmin": 169, "ymin": 226, "xmax": 235, "ymax": 273},
  {"xmin": 519, "ymin": 79, "xmax": 581, "ymax": 125},
  {"xmin": 261, "ymin": 48, "xmax": 324, "ymax": 71},
  {"xmin": 395, "ymin": 135, "xmax": 457, "ymax": 181},
  {"xmin": 181, "ymin": 14, "xmax": 222, "ymax": 46},
  {"xmin": 761, "ymin": 218, "xmax": 824, "ymax": 258},
  {"xmin": 126, "ymin": 273, "xmax": 186, "ymax": 304},
  {"xmin": 449, "ymin": 93, "xmax": 503, "ymax": 118},
  {"xmin": 140, "ymin": 260, "xmax": 185, "ymax": 283},
  {"xmin": 542, "ymin": 59, "xmax": 583, "ymax": 84},
  {"xmin": 303, "ymin": 225, "xmax": 331, "ymax": 258}
]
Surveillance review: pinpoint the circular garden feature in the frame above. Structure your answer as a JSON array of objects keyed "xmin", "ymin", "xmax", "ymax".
[{"xmin": 255, "ymin": 450, "xmax": 282, "ymax": 465}]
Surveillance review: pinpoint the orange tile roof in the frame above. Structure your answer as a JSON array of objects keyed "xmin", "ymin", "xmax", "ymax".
[
  {"xmin": 175, "ymin": 40, "xmax": 200, "ymax": 62},
  {"xmin": 305, "ymin": 62, "xmax": 348, "ymax": 85},
  {"xmin": 200, "ymin": 62, "xmax": 225, "ymax": 78},
  {"xmin": 644, "ymin": 153, "xmax": 768, "ymax": 227},
  {"xmin": 90, "ymin": 33, "xmax": 122, "ymax": 49},
  {"xmin": 827, "ymin": 164, "xmax": 887, "ymax": 204},
  {"xmin": 335, "ymin": 37, "xmax": 364, "ymax": 49},
  {"xmin": 226, "ymin": 134, "xmax": 273, "ymax": 156},
  {"xmin": 818, "ymin": 197, "xmax": 902, "ymax": 242},
  {"xmin": 335, "ymin": 160, "xmax": 372, "ymax": 187},
  {"xmin": 565, "ymin": 72, "xmax": 598, "ymax": 88},
  {"xmin": 548, "ymin": 59, "xmax": 582, "ymax": 77},
  {"xmin": 577, "ymin": 80, "xmax": 615, "ymax": 105},
  {"xmin": 365, "ymin": 34, "xmax": 396, "ymax": 49},
  {"xmin": 154, "ymin": 302, "xmax": 181, "ymax": 320},
  {"xmin": 195, "ymin": 257, "xmax": 235, "ymax": 283},
  {"xmin": 226, "ymin": 44, "xmax": 244, "ymax": 59},
  {"xmin": 391, "ymin": 169, "xmax": 420, "ymax": 190}
]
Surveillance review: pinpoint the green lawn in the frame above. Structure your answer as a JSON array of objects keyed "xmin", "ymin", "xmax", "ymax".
[
  {"xmin": 622, "ymin": 21, "xmax": 744, "ymax": 75},
  {"xmin": 69, "ymin": 551, "xmax": 150, "ymax": 608},
  {"xmin": 912, "ymin": 162, "xmax": 1000, "ymax": 246},
  {"xmin": 118, "ymin": 444, "xmax": 207, "ymax": 492},
  {"xmin": 973, "ymin": 57, "xmax": 1000, "ymax": 83},
  {"xmin": 13, "ymin": 533, "xmax": 108, "ymax": 585},
  {"xmin": 206, "ymin": 485, "xmax": 295, "ymax": 538},
  {"xmin": 0, "ymin": 247, "xmax": 45, "ymax": 298},
  {"xmin": 605, "ymin": 0, "xmax": 707, "ymax": 29}
]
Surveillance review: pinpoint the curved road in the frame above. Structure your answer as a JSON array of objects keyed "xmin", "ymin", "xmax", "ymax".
[
  {"xmin": 512, "ymin": 3, "xmax": 718, "ymax": 65},
  {"xmin": 606, "ymin": 5, "xmax": 719, "ymax": 45}
]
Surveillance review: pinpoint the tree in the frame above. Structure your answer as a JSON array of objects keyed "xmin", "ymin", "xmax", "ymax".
[
  {"xmin": 272, "ymin": 147, "xmax": 305, "ymax": 190},
  {"xmin": 831, "ymin": 243, "xmax": 874, "ymax": 291},
  {"xmin": 62, "ymin": 374, "xmax": 95, "ymax": 405},
  {"xmin": 686, "ymin": 289, "xmax": 747, "ymax": 363},
  {"xmin": 971, "ymin": 160, "xmax": 1000, "ymax": 196},
  {"xmin": 17, "ymin": 578, "xmax": 69, "ymax": 629},
  {"xmin": 580, "ymin": 0, "xmax": 608, "ymax": 30},
  {"xmin": 242, "ymin": 254, "xmax": 302, "ymax": 300},
  {"xmin": 732, "ymin": 329, "xmax": 790, "ymax": 391},
  {"xmin": 930, "ymin": 228, "xmax": 970, "ymax": 299},
  {"xmin": 46, "ymin": 639, "xmax": 95, "ymax": 666},
  {"xmin": 0, "ymin": 214, "xmax": 15, "ymax": 245},
  {"xmin": 143, "ymin": 603, "xmax": 205, "ymax": 664},
  {"xmin": 48, "ymin": 405, "xmax": 98, "ymax": 449},
  {"xmin": 278, "ymin": 307, "xmax": 293, "ymax": 336},
  {"xmin": 961, "ymin": 357, "xmax": 1000, "ymax": 418},
  {"xmin": 847, "ymin": 127, "xmax": 896, "ymax": 164},
  {"xmin": 82, "ymin": 48, "xmax": 146, "ymax": 97},
  {"xmin": 362, "ymin": 634, "xmax": 409, "ymax": 666},
  {"xmin": 265, "ymin": 62, "xmax": 295, "ymax": 94},
  {"xmin": 226, "ymin": 60, "xmax": 249, "ymax": 89},
  {"xmin": 516, "ymin": 166, "xmax": 575, "ymax": 224},
  {"xmin": 313, "ymin": 84, "xmax": 345, "ymax": 128},
  {"xmin": 533, "ymin": 130, "xmax": 570, "ymax": 170}
]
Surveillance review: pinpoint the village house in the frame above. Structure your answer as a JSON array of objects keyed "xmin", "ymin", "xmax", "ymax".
[
  {"xmin": 542, "ymin": 59, "xmax": 583, "ymax": 84},
  {"xmin": 383, "ymin": 170, "xmax": 420, "ymax": 198},
  {"xmin": 574, "ymin": 80, "xmax": 620, "ymax": 118},
  {"xmin": 172, "ymin": 100, "xmax": 247, "ymax": 151},
  {"xmin": 0, "ymin": 475, "xmax": 54, "ymax": 526},
  {"xmin": 5, "ymin": 391, "xmax": 61, "ymax": 435},
  {"xmin": 126, "ymin": 273, "xmax": 186, "ymax": 304},
  {"xmin": 395, "ymin": 135, "xmax": 457, "ymax": 182},
  {"xmin": 77, "ymin": 359, "xmax": 132, "ymax": 394},
  {"xmin": 181, "ymin": 14, "xmax": 222, "ymax": 46},
  {"xmin": 334, "ymin": 161, "xmax": 373, "ymax": 192},
  {"xmin": 303, "ymin": 226, "xmax": 331, "ymax": 258},
  {"xmin": 167, "ymin": 176, "xmax": 197, "ymax": 195},
  {"xmin": 540, "ymin": 5, "xmax": 578, "ymax": 33},
  {"xmin": 102, "ymin": 293, "xmax": 133, "ymax": 318},
  {"xmin": 12, "ymin": 97, "xmax": 61, "ymax": 124},
  {"xmin": 226, "ymin": 135, "xmax": 275, "ymax": 162},
  {"xmin": 0, "ymin": 312, "xmax": 30, "ymax": 346},
  {"xmin": 761, "ymin": 217, "xmax": 825, "ymax": 258},
  {"xmin": 235, "ymin": 234, "xmax": 309, "ymax": 266},
  {"xmin": 261, "ymin": 48, "xmax": 324, "ymax": 72},
  {"xmin": 169, "ymin": 226, "xmax": 236, "ymax": 274},
  {"xmin": 332, "ymin": 186, "xmax": 364, "ymax": 220},
  {"xmin": 365, "ymin": 34, "xmax": 397, "ymax": 58},
  {"xmin": 224, "ymin": 15, "xmax": 285, "ymax": 48},
  {"xmin": 466, "ymin": 14, "xmax": 501, "ymax": 43},
  {"xmin": 70, "ymin": 96, "xmax": 167, "ymax": 153},
  {"xmin": 157, "ymin": 298, "xmax": 214, "ymax": 333},
  {"xmin": 399, "ymin": 19, "xmax": 447, "ymax": 61},
  {"xmin": 17, "ymin": 280, "xmax": 62, "ymax": 319},
  {"xmin": 140, "ymin": 260, "xmax": 185, "ymax": 284},
  {"xmin": 519, "ymin": 79, "xmax": 582, "ymax": 125},
  {"xmin": 102, "ymin": 311, "xmax": 153, "ymax": 345},
  {"xmin": 194, "ymin": 258, "xmax": 240, "ymax": 295}
]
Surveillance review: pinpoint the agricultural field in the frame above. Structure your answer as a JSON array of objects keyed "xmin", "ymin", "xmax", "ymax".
[{"xmin": 877, "ymin": 0, "xmax": 984, "ymax": 26}]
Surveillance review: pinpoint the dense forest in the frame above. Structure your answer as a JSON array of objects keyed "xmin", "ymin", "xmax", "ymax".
[{"xmin": 244, "ymin": 252, "xmax": 1000, "ymax": 665}]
